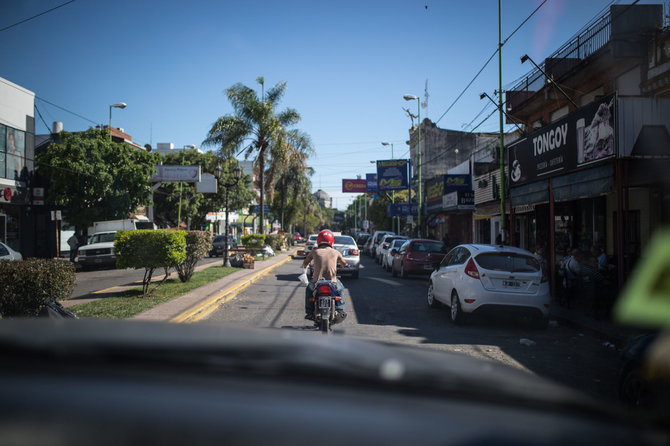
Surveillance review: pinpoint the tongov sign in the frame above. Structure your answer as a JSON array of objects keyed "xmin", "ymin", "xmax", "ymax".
[{"xmin": 151, "ymin": 165, "xmax": 201, "ymax": 182}]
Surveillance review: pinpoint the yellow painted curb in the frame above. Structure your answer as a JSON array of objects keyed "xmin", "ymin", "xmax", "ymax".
[{"xmin": 171, "ymin": 254, "xmax": 296, "ymax": 324}]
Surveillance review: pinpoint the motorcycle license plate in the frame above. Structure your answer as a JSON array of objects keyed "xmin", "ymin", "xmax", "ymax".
[{"xmin": 318, "ymin": 296, "xmax": 331, "ymax": 309}]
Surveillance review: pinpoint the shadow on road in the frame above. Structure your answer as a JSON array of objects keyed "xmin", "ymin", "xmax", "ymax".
[{"xmin": 348, "ymin": 256, "xmax": 622, "ymax": 403}]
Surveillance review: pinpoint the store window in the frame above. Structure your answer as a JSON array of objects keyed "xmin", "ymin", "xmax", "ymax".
[
  {"xmin": 0, "ymin": 206, "xmax": 20, "ymax": 250},
  {"xmin": 0, "ymin": 124, "xmax": 26, "ymax": 181}
]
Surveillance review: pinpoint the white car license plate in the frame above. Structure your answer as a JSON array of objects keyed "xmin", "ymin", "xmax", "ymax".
[{"xmin": 503, "ymin": 280, "xmax": 520, "ymax": 287}]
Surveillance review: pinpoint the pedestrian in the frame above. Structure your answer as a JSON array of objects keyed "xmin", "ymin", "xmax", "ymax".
[
  {"xmin": 67, "ymin": 231, "xmax": 80, "ymax": 263},
  {"xmin": 495, "ymin": 233, "xmax": 502, "ymax": 245},
  {"xmin": 561, "ymin": 248, "xmax": 582, "ymax": 309},
  {"xmin": 441, "ymin": 232, "xmax": 451, "ymax": 253}
]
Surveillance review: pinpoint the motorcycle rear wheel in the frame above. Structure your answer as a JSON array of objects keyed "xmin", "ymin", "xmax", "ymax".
[{"xmin": 319, "ymin": 319, "xmax": 329, "ymax": 333}]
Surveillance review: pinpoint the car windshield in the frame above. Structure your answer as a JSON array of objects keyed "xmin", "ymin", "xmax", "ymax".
[
  {"xmin": 90, "ymin": 233, "xmax": 116, "ymax": 244},
  {"xmin": 333, "ymin": 236, "xmax": 355, "ymax": 246},
  {"xmin": 5, "ymin": 1, "xmax": 670, "ymax": 438},
  {"xmin": 411, "ymin": 242, "xmax": 443, "ymax": 253},
  {"xmin": 476, "ymin": 252, "xmax": 540, "ymax": 273}
]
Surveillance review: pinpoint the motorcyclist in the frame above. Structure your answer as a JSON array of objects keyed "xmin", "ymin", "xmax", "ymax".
[{"xmin": 302, "ymin": 229, "xmax": 348, "ymax": 323}]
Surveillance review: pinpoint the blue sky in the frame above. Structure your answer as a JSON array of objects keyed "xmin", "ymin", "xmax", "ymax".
[{"xmin": 2, "ymin": 0, "xmax": 663, "ymax": 210}]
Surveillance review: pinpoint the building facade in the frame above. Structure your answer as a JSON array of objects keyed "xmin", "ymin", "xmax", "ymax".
[
  {"xmin": 503, "ymin": 4, "xmax": 669, "ymax": 296},
  {"xmin": 0, "ymin": 77, "xmax": 36, "ymax": 257}
]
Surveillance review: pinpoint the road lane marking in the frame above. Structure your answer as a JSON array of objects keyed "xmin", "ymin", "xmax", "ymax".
[{"xmin": 366, "ymin": 277, "xmax": 403, "ymax": 287}]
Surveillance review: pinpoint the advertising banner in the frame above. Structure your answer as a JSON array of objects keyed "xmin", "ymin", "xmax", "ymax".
[
  {"xmin": 426, "ymin": 174, "xmax": 473, "ymax": 213},
  {"xmin": 342, "ymin": 179, "xmax": 367, "ymax": 193},
  {"xmin": 365, "ymin": 173, "xmax": 378, "ymax": 193},
  {"xmin": 387, "ymin": 203, "xmax": 422, "ymax": 217},
  {"xmin": 376, "ymin": 159, "xmax": 409, "ymax": 191},
  {"xmin": 442, "ymin": 190, "xmax": 475, "ymax": 211},
  {"xmin": 508, "ymin": 93, "xmax": 616, "ymax": 187}
]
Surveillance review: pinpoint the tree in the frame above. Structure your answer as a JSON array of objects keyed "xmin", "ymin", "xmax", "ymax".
[
  {"xmin": 35, "ymin": 129, "xmax": 158, "ymax": 232},
  {"xmin": 203, "ymin": 77, "xmax": 305, "ymax": 234},
  {"xmin": 152, "ymin": 151, "xmax": 255, "ymax": 229}
]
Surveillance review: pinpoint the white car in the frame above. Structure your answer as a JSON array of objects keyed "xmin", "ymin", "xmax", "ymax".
[
  {"xmin": 427, "ymin": 244, "xmax": 550, "ymax": 328},
  {"xmin": 307, "ymin": 235, "xmax": 360, "ymax": 279},
  {"xmin": 371, "ymin": 231, "xmax": 395, "ymax": 263},
  {"xmin": 304, "ymin": 234, "xmax": 318, "ymax": 255},
  {"xmin": 77, "ymin": 231, "xmax": 118, "ymax": 269},
  {"xmin": 0, "ymin": 242, "xmax": 22, "ymax": 260},
  {"xmin": 381, "ymin": 237, "xmax": 408, "ymax": 271}
]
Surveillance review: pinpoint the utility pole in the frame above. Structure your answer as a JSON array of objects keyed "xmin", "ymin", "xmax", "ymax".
[{"xmin": 498, "ymin": 0, "xmax": 506, "ymax": 243}]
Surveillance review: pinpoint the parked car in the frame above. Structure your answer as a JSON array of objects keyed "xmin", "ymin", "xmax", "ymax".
[
  {"xmin": 356, "ymin": 233, "xmax": 370, "ymax": 248},
  {"xmin": 382, "ymin": 238, "xmax": 408, "ymax": 271},
  {"xmin": 307, "ymin": 235, "xmax": 360, "ymax": 279},
  {"xmin": 77, "ymin": 231, "xmax": 119, "ymax": 269},
  {"xmin": 0, "ymin": 242, "xmax": 22, "ymax": 260},
  {"xmin": 370, "ymin": 230, "xmax": 395, "ymax": 262},
  {"xmin": 426, "ymin": 244, "xmax": 550, "ymax": 328},
  {"xmin": 294, "ymin": 232, "xmax": 305, "ymax": 243},
  {"xmin": 209, "ymin": 235, "xmax": 238, "ymax": 257},
  {"xmin": 378, "ymin": 235, "xmax": 408, "ymax": 268},
  {"xmin": 391, "ymin": 239, "xmax": 445, "ymax": 278},
  {"xmin": 363, "ymin": 237, "xmax": 374, "ymax": 256}
]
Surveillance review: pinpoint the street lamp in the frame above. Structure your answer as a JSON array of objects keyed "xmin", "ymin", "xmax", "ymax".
[
  {"xmin": 520, "ymin": 54, "xmax": 577, "ymax": 108},
  {"xmin": 403, "ymin": 94, "xmax": 421, "ymax": 237},
  {"xmin": 108, "ymin": 102, "xmax": 126, "ymax": 142},
  {"xmin": 218, "ymin": 164, "xmax": 243, "ymax": 267}
]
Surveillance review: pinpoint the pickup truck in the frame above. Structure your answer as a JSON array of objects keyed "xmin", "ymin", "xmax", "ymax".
[{"xmin": 77, "ymin": 231, "xmax": 119, "ymax": 269}]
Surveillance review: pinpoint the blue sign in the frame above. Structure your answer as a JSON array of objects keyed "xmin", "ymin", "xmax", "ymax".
[
  {"xmin": 377, "ymin": 159, "xmax": 410, "ymax": 191},
  {"xmin": 387, "ymin": 203, "xmax": 422, "ymax": 217},
  {"xmin": 249, "ymin": 205, "xmax": 272, "ymax": 213},
  {"xmin": 333, "ymin": 212, "xmax": 345, "ymax": 222},
  {"xmin": 366, "ymin": 173, "xmax": 377, "ymax": 193}
]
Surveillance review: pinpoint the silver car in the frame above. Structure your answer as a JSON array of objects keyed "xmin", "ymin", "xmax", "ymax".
[
  {"xmin": 0, "ymin": 242, "xmax": 22, "ymax": 260},
  {"xmin": 308, "ymin": 235, "xmax": 360, "ymax": 279},
  {"xmin": 427, "ymin": 244, "xmax": 550, "ymax": 328}
]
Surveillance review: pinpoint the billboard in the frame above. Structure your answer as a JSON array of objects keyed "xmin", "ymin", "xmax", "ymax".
[
  {"xmin": 376, "ymin": 159, "xmax": 409, "ymax": 191},
  {"xmin": 365, "ymin": 173, "xmax": 377, "ymax": 193},
  {"xmin": 342, "ymin": 179, "xmax": 367, "ymax": 193},
  {"xmin": 508, "ymin": 93, "xmax": 616, "ymax": 186}
]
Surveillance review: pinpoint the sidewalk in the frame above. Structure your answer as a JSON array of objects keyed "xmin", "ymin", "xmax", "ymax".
[
  {"xmin": 549, "ymin": 300, "xmax": 644, "ymax": 347},
  {"xmin": 132, "ymin": 248, "xmax": 299, "ymax": 323}
]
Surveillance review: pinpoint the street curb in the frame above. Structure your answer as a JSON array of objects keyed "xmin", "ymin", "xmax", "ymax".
[{"xmin": 170, "ymin": 253, "xmax": 296, "ymax": 324}]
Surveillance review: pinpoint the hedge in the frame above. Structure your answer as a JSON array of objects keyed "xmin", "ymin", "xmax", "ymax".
[
  {"xmin": 115, "ymin": 230, "xmax": 187, "ymax": 296},
  {"xmin": 241, "ymin": 234, "xmax": 266, "ymax": 247},
  {"xmin": 175, "ymin": 231, "xmax": 211, "ymax": 282},
  {"xmin": 0, "ymin": 259, "xmax": 76, "ymax": 317}
]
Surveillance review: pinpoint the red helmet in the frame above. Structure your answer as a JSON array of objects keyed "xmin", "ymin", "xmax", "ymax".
[{"xmin": 317, "ymin": 230, "xmax": 334, "ymax": 247}]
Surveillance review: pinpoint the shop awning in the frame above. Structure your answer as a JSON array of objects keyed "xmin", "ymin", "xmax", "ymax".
[
  {"xmin": 510, "ymin": 179, "xmax": 549, "ymax": 207},
  {"xmin": 552, "ymin": 163, "xmax": 614, "ymax": 202}
]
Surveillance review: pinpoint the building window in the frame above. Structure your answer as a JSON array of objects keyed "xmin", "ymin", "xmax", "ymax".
[{"xmin": 0, "ymin": 124, "xmax": 26, "ymax": 181}]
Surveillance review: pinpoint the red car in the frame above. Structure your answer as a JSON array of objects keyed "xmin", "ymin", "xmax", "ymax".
[{"xmin": 391, "ymin": 239, "xmax": 446, "ymax": 278}]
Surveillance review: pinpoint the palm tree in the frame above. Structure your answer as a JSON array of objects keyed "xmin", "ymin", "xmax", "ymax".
[
  {"xmin": 203, "ymin": 77, "xmax": 300, "ymax": 234},
  {"xmin": 270, "ymin": 129, "xmax": 314, "ymax": 230}
]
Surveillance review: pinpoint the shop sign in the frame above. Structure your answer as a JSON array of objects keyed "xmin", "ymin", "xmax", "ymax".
[
  {"xmin": 365, "ymin": 173, "xmax": 377, "ymax": 193},
  {"xmin": 342, "ymin": 179, "xmax": 367, "ymax": 193},
  {"xmin": 387, "ymin": 203, "xmax": 421, "ymax": 217},
  {"xmin": 442, "ymin": 191, "xmax": 475, "ymax": 211},
  {"xmin": 444, "ymin": 174, "xmax": 472, "ymax": 192},
  {"xmin": 508, "ymin": 93, "xmax": 616, "ymax": 186},
  {"xmin": 376, "ymin": 159, "xmax": 410, "ymax": 191},
  {"xmin": 32, "ymin": 187, "xmax": 44, "ymax": 205},
  {"xmin": 3, "ymin": 187, "xmax": 12, "ymax": 202}
]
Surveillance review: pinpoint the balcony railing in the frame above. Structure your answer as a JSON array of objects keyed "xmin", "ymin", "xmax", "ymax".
[{"xmin": 507, "ymin": 9, "xmax": 611, "ymax": 112}]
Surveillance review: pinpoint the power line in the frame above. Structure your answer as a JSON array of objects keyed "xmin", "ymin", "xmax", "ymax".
[
  {"xmin": 0, "ymin": 0, "xmax": 76, "ymax": 33},
  {"xmin": 435, "ymin": 0, "xmax": 548, "ymax": 124}
]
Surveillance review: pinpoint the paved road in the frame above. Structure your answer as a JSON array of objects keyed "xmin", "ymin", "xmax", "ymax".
[
  {"xmin": 204, "ymin": 255, "xmax": 623, "ymax": 404},
  {"xmin": 70, "ymin": 257, "xmax": 223, "ymax": 300}
]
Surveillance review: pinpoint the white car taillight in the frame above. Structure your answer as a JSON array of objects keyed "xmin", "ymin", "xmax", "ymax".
[{"xmin": 348, "ymin": 249, "xmax": 359, "ymax": 256}]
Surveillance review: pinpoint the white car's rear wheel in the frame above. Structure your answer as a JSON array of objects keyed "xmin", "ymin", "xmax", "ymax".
[{"xmin": 450, "ymin": 291, "xmax": 466, "ymax": 325}]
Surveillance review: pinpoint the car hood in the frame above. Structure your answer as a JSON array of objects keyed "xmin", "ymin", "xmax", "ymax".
[
  {"xmin": 0, "ymin": 318, "xmax": 628, "ymax": 420},
  {"xmin": 79, "ymin": 242, "xmax": 115, "ymax": 251}
]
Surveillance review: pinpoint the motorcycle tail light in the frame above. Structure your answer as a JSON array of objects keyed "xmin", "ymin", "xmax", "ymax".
[
  {"xmin": 464, "ymin": 258, "xmax": 480, "ymax": 279},
  {"xmin": 348, "ymin": 249, "xmax": 359, "ymax": 256},
  {"xmin": 317, "ymin": 285, "xmax": 332, "ymax": 294}
]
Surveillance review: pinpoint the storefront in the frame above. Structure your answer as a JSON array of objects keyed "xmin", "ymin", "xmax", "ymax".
[
  {"xmin": 425, "ymin": 174, "xmax": 474, "ymax": 246},
  {"xmin": 508, "ymin": 93, "xmax": 670, "ymax": 297},
  {"xmin": 473, "ymin": 168, "xmax": 510, "ymax": 245}
]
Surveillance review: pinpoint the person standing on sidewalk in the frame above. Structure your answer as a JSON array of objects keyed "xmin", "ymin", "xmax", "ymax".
[{"xmin": 67, "ymin": 231, "xmax": 80, "ymax": 263}]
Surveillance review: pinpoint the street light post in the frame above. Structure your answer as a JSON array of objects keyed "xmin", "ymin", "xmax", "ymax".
[
  {"xmin": 108, "ymin": 102, "xmax": 126, "ymax": 142},
  {"xmin": 215, "ymin": 164, "xmax": 242, "ymax": 267},
  {"xmin": 403, "ymin": 94, "xmax": 421, "ymax": 237}
]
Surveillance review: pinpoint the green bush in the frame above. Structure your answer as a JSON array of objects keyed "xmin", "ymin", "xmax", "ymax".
[
  {"xmin": 115, "ymin": 230, "xmax": 187, "ymax": 296},
  {"xmin": 0, "ymin": 259, "xmax": 76, "ymax": 317},
  {"xmin": 176, "ymin": 231, "xmax": 211, "ymax": 283},
  {"xmin": 265, "ymin": 233, "xmax": 287, "ymax": 252},
  {"xmin": 241, "ymin": 234, "xmax": 266, "ymax": 247}
]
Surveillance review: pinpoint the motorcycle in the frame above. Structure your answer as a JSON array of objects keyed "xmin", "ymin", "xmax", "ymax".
[{"xmin": 299, "ymin": 268, "xmax": 343, "ymax": 333}]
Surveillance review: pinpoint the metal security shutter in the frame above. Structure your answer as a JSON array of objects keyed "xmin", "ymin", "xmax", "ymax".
[{"xmin": 552, "ymin": 163, "xmax": 614, "ymax": 202}]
